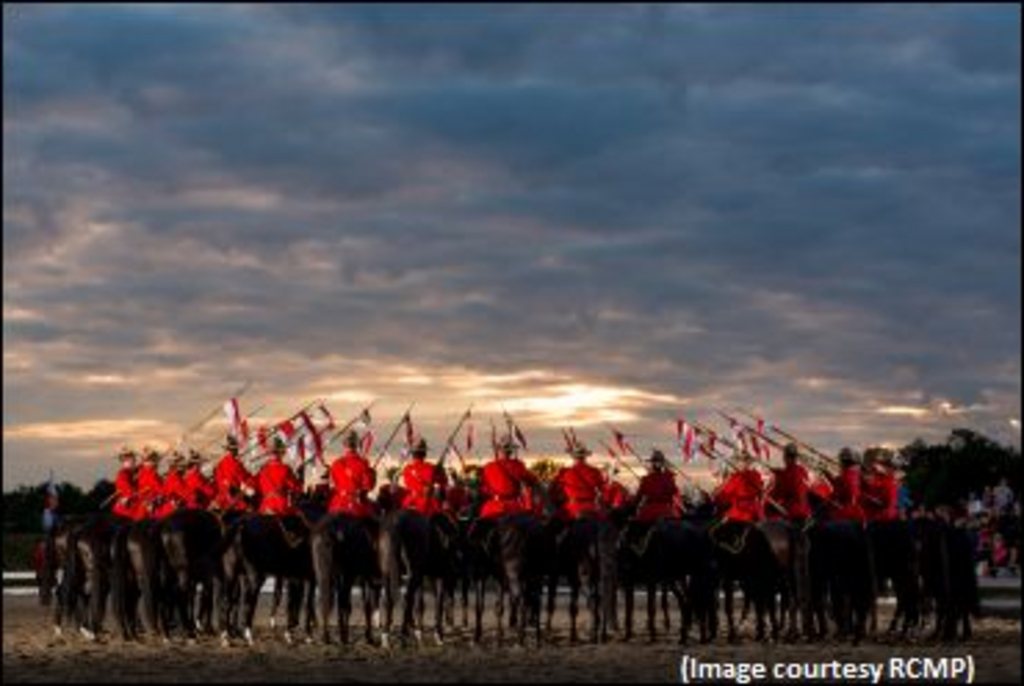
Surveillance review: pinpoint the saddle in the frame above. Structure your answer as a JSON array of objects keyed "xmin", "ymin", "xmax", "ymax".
[
  {"xmin": 275, "ymin": 516, "xmax": 308, "ymax": 549},
  {"xmin": 709, "ymin": 520, "xmax": 752, "ymax": 556}
]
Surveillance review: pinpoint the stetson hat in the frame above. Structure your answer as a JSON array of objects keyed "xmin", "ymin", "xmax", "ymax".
[
  {"xmin": 412, "ymin": 438, "xmax": 428, "ymax": 457},
  {"xmin": 344, "ymin": 431, "xmax": 360, "ymax": 449},
  {"xmin": 648, "ymin": 449, "xmax": 667, "ymax": 464},
  {"xmin": 570, "ymin": 443, "xmax": 592, "ymax": 459}
]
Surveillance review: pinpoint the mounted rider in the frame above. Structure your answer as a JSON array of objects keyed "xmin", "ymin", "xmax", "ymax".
[
  {"xmin": 156, "ymin": 452, "xmax": 189, "ymax": 518},
  {"xmin": 862, "ymin": 447, "xmax": 900, "ymax": 523},
  {"xmin": 328, "ymin": 430, "xmax": 378, "ymax": 518},
  {"xmin": 634, "ymin": 449, "xmax": 681, "ymax": 523},
  {"xmin": 715, "ymin": 448, "xmax": 765, "ymax": 524},
  {"xmin": 479, "ymin": 435, "xmax": 537, "ymax": 519},
  {"xmin": 829, "ymin": 448, "xmax": 866, "ymax": 524},
  {"xmin": 767, "ymin": 443, "xmax": 812, "ymax": 524},
  {"xmin": 400, "ymin": 438, "xmax": 448, "ymax": 516},
  {"xmin": 183, "ymin": 449, "xmax": 216, "ymax": 509},
  {"xmin": 256, "ymin": 436, "xmax": 302, "ymax": 516},
  {"xmin": 112, "ymin": 447, "xmax": 142, "ymax": 520},
  {"xmin": 551, "ymin": 442, "xmax": 606, "ymax": 521},
  {"xmin": 212, "ymin": 435, "xmax": 255, "ymax": 513},
  {"xmin": 136, "ymin": 448, "xmax": 165, "ymax": 519}
]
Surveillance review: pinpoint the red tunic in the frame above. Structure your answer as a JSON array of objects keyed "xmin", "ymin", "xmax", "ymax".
[
  {"xmin": 256, "ymin": 458, "xmax": 301, "ymax": 515},
  {"xmin": 213, "ymin": 452, "xmax": 254, "ymax": 512},
  {"xmin": 635, "ymin": 471, "xmax": 680, "ymax": 522},
  {"xmin": 183, "ymin": 466, "xmax": 215, "ymax": 509},
  {"xmin": 862, "ymin": 469, "xmax": 899, "ymax": 522},
  {"xmin": 603, "ymin": 480, "xmax": 631, "ymax": 509},
  {"xmin": 136, "ymin": 464, "xmax": 164, "ymax": 519},
  {"xmin": 715, "ymin": 468, "xmax": 764, "ymax": 523},
  {"xmin": 401, "ymin": 458, "xmax": 447, "ymax": 515},
  {"xmin": 156, "ymin": 470, "xmax": 188, "ymax": 518},
  {"xmin": 328, "ymin": 450, "xmax": 377, "ymax": 517},
  {"xmin": 552, "ymin": 462, "xmax": 606, "ymax": 520},
  {"xmin": 112, "ymin": 467, "xmax": 142, "ymax": 520},
  {"xmin": 830, "ymin": 465, "xmax": 866, "ymax": 523},
  {"xmin": 479, "ymin": 457, "xmax": 529, "ymax": 519},
  {"xmin": 767, "ymin": 463, "xmax": 812, "ymax": 520}
]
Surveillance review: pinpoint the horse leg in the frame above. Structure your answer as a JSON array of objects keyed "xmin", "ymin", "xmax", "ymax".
[
  {"xmin": 623, "ymin": 581, "xmax": 634, "ymax": 641},
  {"xmin": 545, "ymin": 571, "xmax": 557, "ymax": 635},
  {"xmin": 495, "ymin": 582, "xmax": 506, "ymax": 644},
  {"xmin": 241, "ymin": 572, "xmax": 263, "ymax": 646},
  {"xmin": 269, "ymin": 576, "xmax": 284, "ymax": 630},
  {"xmin": 473, "ymin": 578, "xmax": 485, "ymax": 645},
  {"xmin": 724, "ymin": 579, "xmax": 737, "ymax": 643},
  {"xmin": 568, "ymin": 578, "xmax": 579, "ymax": 643},
  {"xmin": 339, "ymin": 576, "xmax": 352, "ymax": 645},
  {"xmin": 434, "ymin": 576, "xmax": 446, "ymax": 646},
  {"xmin": 661, "ymin": 583, "xmax": 671, "ymax": 633},
  {"xmin": 646, "ymin": 580, "xmax": 657, "ymax": 643}
]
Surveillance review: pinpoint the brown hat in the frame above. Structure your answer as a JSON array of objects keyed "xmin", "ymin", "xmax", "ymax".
[
  {"xmin": 570, "ymin": 443, "xmax": 592, "ymax": 459},
  {"xmin": 412, "ymin": 438, "xmax": 428, "ymax": 457},
  {"xmin": 143, "ymin": 448, "xmax": 162, "ymax": 463},
  {"xmin": 783, "ymin": 442, "xmax": 799, "ymax": 460},
  {"xmin": 116, "ymin": 447, "xmax": 137, "ymax": 462},
  {"xmin": 345, "ymin": 431, "xmax": 360, "ymax": 449},
  {"xmin": 498, "ymin": 435, "xmax": 518, "ymax": 455},
  {"xmin": 648, "ymin": 449, "xmax": 666, "ymax": 465}
]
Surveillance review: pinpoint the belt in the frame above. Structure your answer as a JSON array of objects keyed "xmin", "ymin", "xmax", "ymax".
[
  {"xmin": 491, "ymin": 494, "xmax": 518, "ymax": 501},
  {"xmin": 568, "ymin": 497, "xmax": 596, "ymax": 504}
]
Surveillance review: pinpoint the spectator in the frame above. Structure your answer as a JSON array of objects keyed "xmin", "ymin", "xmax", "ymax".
[
  {"xmin": 993, "ymin": 477, "xmax": 1015, "ymax": 516},
  {"xmin": 968, "ymin": 491, "xmax": 984, "ymax": 517}
]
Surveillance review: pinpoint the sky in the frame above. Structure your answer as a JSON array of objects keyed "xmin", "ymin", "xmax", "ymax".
[{"xmin": 3, "ymin": 3, "xmax": 1020, "ymax": 490}]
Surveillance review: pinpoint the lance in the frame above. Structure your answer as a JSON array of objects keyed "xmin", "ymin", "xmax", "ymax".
[
  {"xmin": 596, "ymin": 438, "xmax": 642, "ymax": 481},
  {"xmin": 437, "ymin": 404, "xmax": 474, "ymax": 472},
  {"xmin": 733, "ymin": 408, "xmax": 834, "ymax": 473},
  {"xmin": 688, "ymin": 419, "xmax": 788, "ymax": 515},
  {"xmin": 372, "ymin": 403, "xmax": 416, "ymax": 471},
  {"xmin": 176, "ymin": 379, "xmax": 252, "ymax": 449},
  {"xmin": 769, "ymin": 425, "xmax": 840, "ymax": 468},
  {"xmin": 321, "ymin": 400, "xmax": 378, "ymax": 453},
  {"xmin": 236, "ymin": 397, "xmax": 326, "ymax": 460},
  {"xmin": 717, "ymin": 409, "xmax": 782, "ymax": 461},
  {"xmin": 501, "ymin": 405, "xmax": 530, "ymax": 453}
]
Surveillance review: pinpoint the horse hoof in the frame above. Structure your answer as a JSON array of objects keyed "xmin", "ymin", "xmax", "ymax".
[
  {"xmin": 284, "ymin": 630, "xmax": 293, "ymax": 645},
  {"xmin": 80, "ymin": 627, "xmax": 97, "ymax": 642},
  {"xmin": 54, "ymin": 626, "xmax": 63, "ymax": 638},
  {"xmin": 244, "ymin": 628, "xmax": 254, "ymax": 646},
  {"xmin": 413, "ymin": 629, "xmax": 423, "ymax": 645},
  {"xmin": 269, "ymin": 616, "xmax": 277, "ymax": 629},
  {"xmin": 380, "ymin": 633, "xmax": 391, "ymax": 651},
  {"xmin": 434, "ymin": 630, "xmax": 444, "ymax": 647}
]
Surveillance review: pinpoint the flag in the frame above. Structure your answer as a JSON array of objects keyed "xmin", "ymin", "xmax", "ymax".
[
  {"xmin": 257, "ymin": 425, "xmax": 270, "ymax": 452},
  {"xmin": 317, "ymin": 403, "xmax": 335, "ymax": 431},
  {"xmin": 405, "ymin": 413, "xmax": 415, "ymax": 447},
  {"xmin": 612, "ymin": 428, "xmax": 632, "ymax": 456},
  {"xmin": 277, "ymin": 418, "xmax": 297, "ymax": 443},
  {"xmin": 298, "ymin": 411, "xmax": 324, "ymax": 465},
  {"xmin": 224, "ymin": 398, "xmax": 242, "ymax": 440},
  {"xmin": 239, "ymin": 418, "xmax": 250, "ymax": 448},
  {"xmin": 679, "ymin": 421, "xmax": 696, "ymax": 463},
  {"xmin": 466, "ymin": 421, "xmax": 474, "ymax": 453},
  {"xmin": 513, "ymin": 423, "xmax": 528, "ymax": 450},
  {"xmin": 361, "ymin": 429, "xmax": 375, "ymax": 456}
]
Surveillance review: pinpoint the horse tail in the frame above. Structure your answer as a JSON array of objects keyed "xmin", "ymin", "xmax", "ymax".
[{"xmin": 39, "ymin": 527, "xmax": 60, "ymax": 607}]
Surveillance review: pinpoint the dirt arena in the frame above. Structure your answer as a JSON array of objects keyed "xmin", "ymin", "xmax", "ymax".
[{"xmin": 3, "ymin": 595, "xmax": 1020, "ymax": 683}]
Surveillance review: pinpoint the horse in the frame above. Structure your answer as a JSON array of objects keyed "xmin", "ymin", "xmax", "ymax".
[
  {"xmin": 709, "ymin": 518, "xmax": 785, "ymax": 643},
  {"xmin": 914, "ymin": 516, "xmax": 979, "ymax": 642},
  {"xmin": 808, "ymin": 519, "xmax": 875, "ymax": 644},
  {"xmin": 158, "ymin": 509, "xmax": 225, "ymax": 639},
  {"xmin": 468, "ymin": 512, "xmax": 547, "ymax": 646},
  {"xmin": 866, "ymin": 519, "xmax": 922, "ymax": 639},
  {"xmin": 310, "ymin": 513, "xmax": 381, "ymax": 644},
  {"xmin": 219, "ymin": 512, "xmax": 316, "ymax": 645},
  {"xmin": 110, "ymin": 517, "xmax": 165, "ymax": 641},
  {"xmin": 60, "ymin": 512, "xmax": 124, "ymax": 641},
  {"xmin": 40, "ymin": 514, "xmax": 91, "ymax": 632},
  {"xmin": 543, "ymin": 514, "xmax": 618, "ymax": 643}
]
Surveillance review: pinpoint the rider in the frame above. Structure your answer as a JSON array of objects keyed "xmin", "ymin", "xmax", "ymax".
[
  {"xmin": 156, "ymin": 452, "xmax": 189, "ymax": 518},
  {"xmin": 551, "ymin": 442, "xmax": 606, "ymax": 521},
  {"xmin": 183, "ymin": 449, "xmax": 216, "ymax": 510},
  {"xmin": 767, "ymin": 443, "xmax": 812, "ymax": 524},
  {"xmin": 112, "ymin": 447, "xmax": 142, "ymax": 520},
  {"xmin": 213, "ymin": 435, "xmax": 255, "ymax": 513},
  {"xmin": 602, "ymin": 464, "xmax": 632, "ymax": 511},
  {"xmin": 256, "ymin": 437, "xmax": 302, "ymax": 516},
  {"xmin": 400, "ymin": 438, "xmax": 448, "ymax": 516},
  {"xmin": 862, "ymin": 447, "xmax": 900, "ymax": 523},
  {"xmin": 136, "ymin": 448, "xmax": 165, "ymax": 519},
  {"xmin": 328, "ymin": 430, "xmax": 378, "ymax": 518},
  {"xmin": 479, "ymin": 435, "xmax": 536, "ymax": 519},
  {"xmin": 829, "ymin": 448, "xmax": 866, "ymax": 524},
  {"xmin": 635, "ymin": 449, "xmax": 681, "ymax": 523},
  {"xmin": 715, "ymin": 448, "xmax": 765, "ymax": 523}
]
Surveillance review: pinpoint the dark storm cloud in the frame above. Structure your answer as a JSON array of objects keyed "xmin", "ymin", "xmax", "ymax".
[{"xmin": 3, "ymin": 3, "xmax": 1019, "ymax": 486}]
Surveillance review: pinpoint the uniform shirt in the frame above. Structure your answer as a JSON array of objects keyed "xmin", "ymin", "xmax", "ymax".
[
  {"xmin": 603, "ymin": 480, "xmax": 631, "ymax": 510},
  {"xmin": 256, "ymin": 457, "xmax": 301, "ymax": 515},
  {"xmin": 715, "ymin": 468, "xmax": 765, "ymax": 523},
  {"xmin": 479, "ymin": 457, "xmax": 531, "ymax": 518},
  {"xmin": 862, "ymin": 468, "xmax": 900, "ymax": 522},
  {"xmin": 137, "ymin": 463, "xmax": 164, "ymax": 519},
  {"xmin": 552, "ymin": 461, "xmax": 606, "ymax": 520},
  {"xmin": 635, "ymin": 471, "xmax": 680, "ymax": 522},
  {"xmin": 112, "ymin": 466, "xmax": 141, "ymax": 520},
  {"xmin": 213, "ymin": 452, "xmax": 253, "ymax": 511},
  {"xmin": 157, "ymin": 469, "xmax": 188, "ymax": 518},
  {"xmin": 768, "ymin": 463, "xmax": 812, "ymax": 520},
  {"xmin": 183, "ymin": 466, "xmax": 215, "ymax": 509},
  {"xmin": 328, "ymin": 449, "xmax": 377, "ymax": 517},
  {"xmin": 830, "ymin": 465, "xmax": 866, "ymax": 523},
  {"xmin": 401, "ymin": 458, "xmax": 448, "ymax": 515}
]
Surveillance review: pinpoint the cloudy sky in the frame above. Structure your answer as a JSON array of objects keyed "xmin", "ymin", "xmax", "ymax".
[{"xmin": 3, "ymin": 4, "xmax": 1020, "ymax": 489}]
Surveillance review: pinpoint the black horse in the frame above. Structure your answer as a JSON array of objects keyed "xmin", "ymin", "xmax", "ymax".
[
  {"xmin": 220, "ymin": 512, "xmax": 316, "ymax": 645},
  {"xmin": 56, "ymin": 512, "xmax": 124, "ymax": 641},
  {"xmin": 110, "ymin": 517, "xmax": 165, "ymax": 641},
  {"xmin": 468, "ymin": 512, "xmax": 548, "ymax": 646},
  {"xmin": 709, "ymin": 518, "xmax": 786, "ymax": 643},
  {"xmin": 808, "ymin": 519, "xmax": 875, "ymax": 644},
  {"xmin": 543, "ymin": 515, "xmax": 618, "ymax": 643},
  {"xmin": 158, "ymin": 509, "xmax": 225, "ymax": 639},
  {"xmin": 867, "ymin": 519, "xmax": 922, "ymax": 638},
  {"xmin": 310, "ymin": 513, "xmax": 381, "ymax": 644},
  {"xmin": 914, "ymin": 516, "xmax": 979, "ymax": 641}
]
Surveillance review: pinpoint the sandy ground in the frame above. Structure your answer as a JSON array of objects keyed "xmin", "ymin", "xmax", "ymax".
[{"xmin": 3, "ymin": 594, "xmax": 1020, "ymax": 683}]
